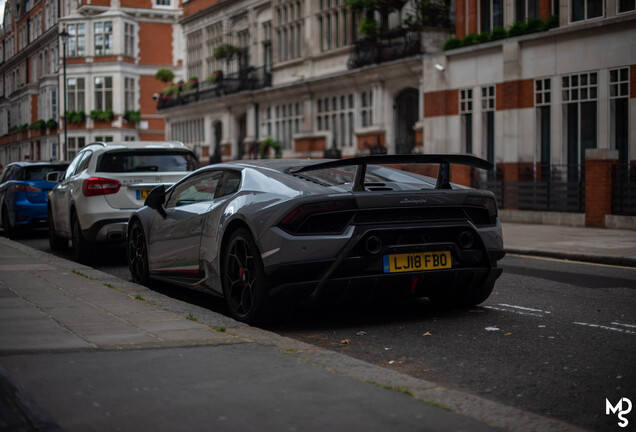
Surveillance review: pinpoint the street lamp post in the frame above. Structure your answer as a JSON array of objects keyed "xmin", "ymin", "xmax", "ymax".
[{"xmin": 59, "ymin": 26, "xmax": 69, "ymax": 161}]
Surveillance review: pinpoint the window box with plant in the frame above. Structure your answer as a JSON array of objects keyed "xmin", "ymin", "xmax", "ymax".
[
  {"xmin": 443, "ymin": 15, "xmax": 559, "ymax": 50},
  {"xmin": 124, "ymin": 110, "xmax": 141, "ymax": 124},
  {"xmin": 46, "ymin": 119, "xmax": 58, "ymax": 130},
  {"xmin": 30, "ymin": 120, "xmax": 47, "ymax": 132},
  {"xmin": 90, "ymin": 109, "xmax": 115, "ymax": 122},
  {"xmin": 66, "ymin": 111, "xmax": 86, "ymax": 125}
]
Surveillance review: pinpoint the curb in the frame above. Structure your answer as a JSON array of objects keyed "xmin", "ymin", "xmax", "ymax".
[{"xmin": 505, "ymin": 248, "xmax": 636, "ymax": 268}]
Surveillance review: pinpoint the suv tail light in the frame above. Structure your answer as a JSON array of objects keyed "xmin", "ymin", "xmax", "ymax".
[
  {"xmin": 12, "ymin": 184, "xmax": 41, "ymax": 192},
  {"xmin": 83, "ymin": 177, "xmax": 121, "ymax": 196}
]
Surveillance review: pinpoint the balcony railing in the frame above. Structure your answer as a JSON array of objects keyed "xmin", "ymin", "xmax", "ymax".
[
  {"xmin": 157, "ymin": 66, "xmax": 272, "ymax": 110},
  {"xmin": 347, "ymin": 28, "xmax": 422, "ymax": 70}
]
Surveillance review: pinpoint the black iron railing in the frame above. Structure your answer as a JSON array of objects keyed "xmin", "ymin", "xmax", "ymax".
[
  {"xmin": 612, "ymin": 164, "xmax": 636, "ymax": 216},
  {"xmin": 347, "ymin": 28, "xmax": 422, "ymax": 70},
  {"xmin": 473, "ymin": 164, "xmax": 585, "ymax": 213},
  {"xmin": 157, "ymin": 66, "xmax": 272, "ymax": 110}
]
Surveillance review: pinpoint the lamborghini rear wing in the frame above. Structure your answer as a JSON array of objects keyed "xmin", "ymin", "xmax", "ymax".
[{"xmin": 290, "ymin": 154, "xmax": 493, "ymax": 191}]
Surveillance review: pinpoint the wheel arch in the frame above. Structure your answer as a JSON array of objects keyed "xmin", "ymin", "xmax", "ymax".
[{"xmin": 219, "ymin": 218, "xmax": 255, "ymax": 267}]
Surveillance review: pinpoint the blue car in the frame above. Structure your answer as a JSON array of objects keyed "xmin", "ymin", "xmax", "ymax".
[{"xmin": 0, "ymin": 161, "xmax": 68, "ymax": 238}]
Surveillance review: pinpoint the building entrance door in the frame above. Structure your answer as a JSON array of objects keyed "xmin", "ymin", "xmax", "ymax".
[{"xmin": 395, "ymin": 88, "xmax": 419, "ymax": 154}]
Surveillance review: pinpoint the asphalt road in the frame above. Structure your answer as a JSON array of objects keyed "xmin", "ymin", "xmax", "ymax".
[{"xmin": 14, "ymin": 230, "xmax": 636, "ymax": 432}]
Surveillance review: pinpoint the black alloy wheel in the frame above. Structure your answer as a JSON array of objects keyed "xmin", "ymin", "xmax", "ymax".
[
  {"xmin": 72, "ymin": 215, "xmax": 91, "ymax": 264},
  {"xmin": 127, "ymin": 220, "xmax": 150, "ymax": 285},
  {"xmin": 48, "ymin": 206, "xmax": 67, "ymax": 250},
  {"xmin": 222, "ymin": 228, "xmax": 270, "ymax": 325}
]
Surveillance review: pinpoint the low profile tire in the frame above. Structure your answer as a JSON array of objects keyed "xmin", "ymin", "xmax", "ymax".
[
  {"xmin": 127, "ymin": 220, "xmax": 150, "ymax": 285},
  {"xmin": 2, "ymin": 206, "xmax": 16, "ymax": 239},
  {"xmin": 222, "ymin": 228, "xmax": 272, "ymax": 325},
  {"xmin": 48, "ymin": 206, "xmax": 67, "ymax": 250},
  {"xmin": 72, "ymin": 215, "xmax": 91, "ymax": 264}
]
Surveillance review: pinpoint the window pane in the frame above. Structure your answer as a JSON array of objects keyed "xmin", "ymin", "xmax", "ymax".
[{"xmin": 587, "ymin": 0, "xmax": 603, "ymax": 18}]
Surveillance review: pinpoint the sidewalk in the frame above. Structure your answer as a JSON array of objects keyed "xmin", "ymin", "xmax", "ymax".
[
  {"xmin": 503, "ymin": 222, "xmax": 636, "ymax": 267},
  {"xmin": 1, "ymin": 222, "xmax": 626, "ymax": 431}
]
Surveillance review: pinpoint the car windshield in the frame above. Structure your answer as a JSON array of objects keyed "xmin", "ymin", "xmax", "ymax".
[
  {"xmin": 293, "ymin": 165, "xmax": 436, "ymax": 188},
  {"xmin": 16, "ymin": 165, "xmax": 69, "ymax": 181},
  {"xmin": 97, "ymin": 151, "xmax": 200, "ymax": 173}
]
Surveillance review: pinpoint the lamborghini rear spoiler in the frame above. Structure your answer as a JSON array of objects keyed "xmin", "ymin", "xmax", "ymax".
[{"xmin": 291, "ymin": 154, "xmax": 493, "ymax": 191}]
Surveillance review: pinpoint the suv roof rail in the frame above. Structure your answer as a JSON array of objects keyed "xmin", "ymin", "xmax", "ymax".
[
  {"xmin": 88, "ymin": 141, "xmax": 108, "ymax": 147},
  {"xmin": 168, "ymin": 141, "xmax": 186, "ymax": 147}
]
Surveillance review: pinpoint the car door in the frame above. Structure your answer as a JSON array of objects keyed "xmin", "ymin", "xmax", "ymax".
[
  {"xmin": 148, "ymin": 170, "xmax": 223, "ymax": 274},
  {"xmin": 50, "ymin": 151, "xmax": 89, "ymax": 235}
]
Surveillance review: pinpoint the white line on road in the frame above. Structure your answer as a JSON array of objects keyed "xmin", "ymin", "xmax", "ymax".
[
  {"xmin": 498, "ymin": 304, "xmax": 552, "ymax": 314},
  {"xmin": 484, "ymin": 305, "xmax": 544, "ymax": 318},
  {"xmin": 611, "ymin": 322, "xmax": 636, "ymax": 329},
  {"xmin": 573, "ymin": 322, "xmax": 636, "ymax": 335}
]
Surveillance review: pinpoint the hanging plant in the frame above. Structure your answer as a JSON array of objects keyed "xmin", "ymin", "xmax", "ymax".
[
  {"xmin": 155, "ymin": 68, "xmax": 175, "ymax": 84},
  {"xmin": 214, "ymin": 44, "xmax": 241, "ymax": 62}
]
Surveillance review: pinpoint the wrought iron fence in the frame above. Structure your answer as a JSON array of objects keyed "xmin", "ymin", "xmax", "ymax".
[
  {"xmin": 473, "ymin": 164, "xmax": 585, "ymax": 213},
  {"xmin": 347, "ymin": 28, "xmax": 421, "ymax": 70},
  {"xmin": 612, "ymin": 164, "xmax": 636, "ymax": 216},
  {"xmin": 157, "ymin": 67, "xmax": 272, "ymax": 110}
]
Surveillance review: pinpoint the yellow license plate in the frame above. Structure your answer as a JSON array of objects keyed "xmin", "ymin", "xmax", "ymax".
[
  {"xmin": 136, "ymin": 189, "xmax": 149, "ymax": 200},
  {"xmin": 383, "ymin": 251, "xmax": 451, "ymax": 273}
]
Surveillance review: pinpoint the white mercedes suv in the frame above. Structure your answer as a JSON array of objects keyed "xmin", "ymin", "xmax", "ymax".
[{"xmin": 47, "ymin": 141, "xmax": 200, "ymax": 263}]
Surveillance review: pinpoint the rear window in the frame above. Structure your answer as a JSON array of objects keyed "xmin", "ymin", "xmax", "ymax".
[
  {"xmin": 292, "ymin": 165, "xmax": 436, "ymax": 188},
  {"xmin": 16, "ymin": 165, "xmax": 69, "ymax": 181},
  {"xmin": 97, "ymin": 151, "xmax": 200, "ymax": 173}
]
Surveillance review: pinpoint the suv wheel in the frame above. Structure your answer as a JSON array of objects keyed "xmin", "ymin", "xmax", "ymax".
[
  {"xmin": 72, "ymin": 215, "xmax": 91, "ymax": 264},
  {"xmin": 48, "ymin": 206, "xmax": 67, "ymax": 250}
]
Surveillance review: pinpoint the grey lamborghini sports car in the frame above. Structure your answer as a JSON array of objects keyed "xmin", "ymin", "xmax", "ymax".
[{"xmin": 127, "ymin": 155, "xmax": 504, "ymax": 324}]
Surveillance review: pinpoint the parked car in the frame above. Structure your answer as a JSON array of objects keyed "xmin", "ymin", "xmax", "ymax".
[
  {"xmin": 48, "ymin": 141, "xmax": 199, "ymax": 262},
  {"xmin": 0, "ymin": 161, "xmax": 69, "ymax": 238},
  {"xmin": 127, "ymin": 154, "xmax": 505, "ymax": 324}
]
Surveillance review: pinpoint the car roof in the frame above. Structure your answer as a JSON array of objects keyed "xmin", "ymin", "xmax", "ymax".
[
  {"xmin": 84, "ymin": 141, "xmax": 191, "ymax": 152},
  {"xmin": 6, "ymin": 161, "xmax": 69, "ymax": 168},
  {"xmin": 207, "ymin": 159, "xmax": 333, "ymax": 173}
]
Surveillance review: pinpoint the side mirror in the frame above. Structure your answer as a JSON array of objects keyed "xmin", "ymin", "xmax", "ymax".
[
  {"xmin": 46, "ymin": 171, "xmax": 60, "ymax": 183},
  {"xmin": 145, "ymin": 185, "xmax": 167, "ymax": 218}
]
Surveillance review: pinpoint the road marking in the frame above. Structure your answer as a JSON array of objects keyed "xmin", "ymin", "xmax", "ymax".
[
  {"xmin": 498, "ymin": 303, "xmax": 551, "ymax": 314},
  {"xmin": 573, "ymin": 322, "xmax": 636, "ymax": 335},
  {"xmin": 484, "ymin": 305, "xmax": 544, "ymax": 318},
  {"xmin": 611, "ymin": 322, "xmax": 636, "ymax": 329}
]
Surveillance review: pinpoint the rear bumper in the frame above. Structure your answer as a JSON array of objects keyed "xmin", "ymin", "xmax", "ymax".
[
  {"xmin": 269, "ymin": 263, "xmax": 503, "ymax": 302},
  {"xmin": 83, "ymin": 218, "xmax": 129, "ymax": 242},
  {"xmin": 13, "ymin": 202, "xmax": 48, "ymax": 227}
]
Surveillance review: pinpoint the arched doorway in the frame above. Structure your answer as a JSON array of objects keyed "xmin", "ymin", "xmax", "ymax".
[{"xmin": 394, "ymin": 88, "xmax": 419, "ymax": 154}]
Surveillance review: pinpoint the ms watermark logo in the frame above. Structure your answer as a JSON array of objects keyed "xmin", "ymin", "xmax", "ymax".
[{"xmin": 606, "ymin": 398, "xmax": 632, "ymax": 428}]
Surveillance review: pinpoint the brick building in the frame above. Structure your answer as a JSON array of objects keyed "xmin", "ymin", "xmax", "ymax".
[
  {"xmin": 156, "ymin": 0, "xmax": 449, "ymax": 161},
  {"xmin": 0, "ymin": 0, "xmax": 184, "ymax": 164}
]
